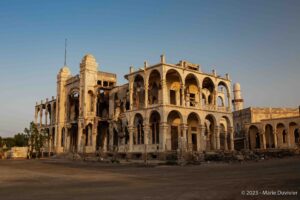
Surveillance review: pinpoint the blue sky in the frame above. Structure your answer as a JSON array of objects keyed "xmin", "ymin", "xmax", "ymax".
[{"xmin": 0, "ymin": 0, "xmax": 299, "ymax": 137}]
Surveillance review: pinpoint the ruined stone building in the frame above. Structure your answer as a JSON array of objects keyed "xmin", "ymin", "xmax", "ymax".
[
  {"xmin": 232, "ymin": 84, "xmax": 300, "ymax": 150},
  {"xmin": 34, "ymin": 54, "xmax": 236, "ymax": 155}
]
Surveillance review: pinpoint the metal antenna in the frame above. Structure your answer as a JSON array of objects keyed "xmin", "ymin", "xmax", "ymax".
[{"xmin": 64, "ymin": 38, "xmax": 67, "ymax": 66}]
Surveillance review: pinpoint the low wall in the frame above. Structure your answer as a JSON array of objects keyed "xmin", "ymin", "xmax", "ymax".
[{"xmin": 8, "ymin": 147, "xmax": 28, "ymax": 159}]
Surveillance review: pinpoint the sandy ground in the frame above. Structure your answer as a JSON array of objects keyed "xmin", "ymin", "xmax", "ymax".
[{"xmin": 0, "ymin": 157, "xmax": 299, "ymax": 200}]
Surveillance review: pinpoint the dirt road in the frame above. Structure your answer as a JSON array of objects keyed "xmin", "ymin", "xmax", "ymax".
[{"xmin": 0, "ymin": 157, "xmax": 299, "ymax": 200}]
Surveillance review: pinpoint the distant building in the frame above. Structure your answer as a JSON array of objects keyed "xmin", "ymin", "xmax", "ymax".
[{"xmin": 232, "ymin": 84, "xmax": 300, "ymax": 150}]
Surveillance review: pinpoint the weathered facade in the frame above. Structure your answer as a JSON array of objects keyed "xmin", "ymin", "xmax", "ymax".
[
  {"xmin": 232, "ymin": 84, "xmax": 300, "ymax": 150},
  {"xmin": 34, "ymin": 54, "xmax": 235, "ymax": 155}
]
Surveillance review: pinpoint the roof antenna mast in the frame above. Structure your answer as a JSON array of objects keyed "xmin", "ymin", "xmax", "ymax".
[{"xmin": 64, "ymin": 38, "xmax": 67, "ymax": 66}]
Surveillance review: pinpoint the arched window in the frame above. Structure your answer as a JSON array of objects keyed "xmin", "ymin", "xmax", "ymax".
[
  {"xmin": 150, "ymin": 111, "xmax": 160, "ymax": 145},
  {"xmin": 134, "ymin": 114, "xmax": 144, "ymax": 144},
  {"xmin": 217, "ymin": 96, "xmax": 224, "ymax": 107}
]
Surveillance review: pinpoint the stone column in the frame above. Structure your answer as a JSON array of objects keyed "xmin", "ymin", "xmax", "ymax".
[
  {"xmin": 214, "ymin": 90, "xmax": 217, "ymax": 110},
  {"xmin": 161, "ymin": 79, "xmax": 167, "ymax": 105},
  {"xmin": 144, "ymin": 81, "xmax": 148, "ymax": 108},
  {"xmin": 129, "ymin": 80, "xmax": 134, "ymax": 110},
  {"xmin": 93, "ymin": 122, "xmax": 98, "ymax": 152},
  {"xmin": 109, "ymin": 123, "xmax": 114, "ymax": 151},
  {"xmin": 229, "ymin": 127, "xmax": 234, "ymax": 151},
  {"xmin": 181, "ymin": 124, "xmax": 188, "ymax": 151},
  {"xmin": 34, "ymin": 107, "xmax": 38, "ymax": 124},
  {"xmin": 159, "ymin": 123, "xmax": 168, "ymax": 151},
  {"xmin": 200, "ymin": 125, "xmax": 206, "ymax": 151},
  {"xmin": 273, "ymin": 129, "xmax": 278, "ymax": 148},
  {"xmin": 197, "ymin": 125, "xmax": 202, "ymax": 151},
  {"xmin": 215, "ymin": 126, "xmax": 220, "ymax": 150},
  {"xmin": 227, "ymin": 93, "xmax": 231, "ymax": 111},
  {"xmin": 261, "ymin": 132, "xmax": 266, "ymax": 149},
  {"xmin": 128, "ymin": 125, "xmax": 134, "ymax": 152},
  {"xmin": 198, "ymin": 88, "xmax": 202, "ymax": 109},
  {"xmin": 144, "ymin": 124, "xmax": 150, "ymax": 145},
  {"xmin": 224, "ymin": 131, "xmax": 228, "ymax": 151},
  {"xmin": 181, "ymin": 84, "xmax": 185, "ymax": 107},
  {"xmin": 77, "ymin": 122, "xmax": 83, "ymax": 153},
  {"xmin": 45, "ymin": 111, "xmax": 48, "ymax": 126},
  {"xmin": 40, "ymin": 105, "xmax": 43, "ymax": 127},
  {"xmin": 286, "ymin": 127, "xmax": 291, "ymax": 148}
]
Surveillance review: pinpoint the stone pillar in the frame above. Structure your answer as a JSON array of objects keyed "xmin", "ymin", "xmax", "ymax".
[
  {"xmin": 227, "ymin": 93, "xmax": 231, "ymax": 111},
  {"xmin": 181, "ymin": 124, "xmax": 188, "ymax": 151},
  {"xmin": 109, "ymin": 123, "xmax": 114, "ymax": 151},
  {"xmin": 181, "ymin": 84, "xmax": 185, "ymax": 107},
  {"xmin": 197, "ymin": 125, "xmax": 202, "ymax": 151},
  {"xmin": 273, "ymin": 129, "xmax": 278, "ymax": 148},
  {"xmin": 144, "ymin": 124, "xmax": 150, "ymax": 145},
  {"xmin": 161, "ymin": 79, "xmax": 167, "ymax": 105},
  {"xmin": 286, "ymin": 127, "xmax": 291, "ymax": 148},
  {"xmin": 262, "ymin": 132, "xmax": 266, "ymax": 149},
  {"xmin": 215, "ymin": 126, "xmax": 220, "ymax": 150},
  {"xmin": 45, "ymin": 111, "xmax": 48, "ymax": 126},
  {"xmin": 160, "ymin": 123, "xmax": 168, "ymax": 151},
  {"xmin": 144, "ymin": 80, "xmax": 149, "ymax": 108},
  {"xmin": 93, "ymin": 122, "xmax": 98, "ymax": 152},
  {"xmin": 128, "ymin": 125, "xmax": 134, "ymax": 152},
  {"xmin": 129, "ymin": 80, "xmax": 134, "ymax": 110},
  {"xmin": 34, "ymin": 107, "xmax": 38, "ymax": 124},
  {"xmin": 200, "ymin": 125, "xmax": 206, "ymax": 151},
  {"xmin": 224, "ymin": 131, "xmax": 228, "ymax": 151},
  {"xmin": 229, "ymin": 127, "xmax": 234, "ymax": 151},
  {"xmin": 198, "ymin": 88, "xmax": 202, "ymax": 109},
  {"xmin": 214, "ymin": 90, "xmax": 217, "ymax": 110},
  {"xmin": 77, "ymin": 122, "xmax": 83, "ymax": 153},
  {"xmin": 39, "ymin": 105, "xmax": 43, "ymax": 127}
]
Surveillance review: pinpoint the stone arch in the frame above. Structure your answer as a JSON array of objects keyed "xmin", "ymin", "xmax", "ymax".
[
  {"xmin": 166, "ymin": 69, "xmax": 183, "ymax": 106},
  {"xmin": 202, "ymin": 77, "xmax": 215, "ymax": 105},
  {"xmin": 265, "ymin": 124, "xmax": 274, "ymax": 148},
  {"xmin": 220, "ymin": 116, "xmax": 231, "ymax": 150},
  {"xmin": 217, "ymin": 81, "xmax": 230, "ymax": 107},
  {"xmin": 149, "ymin": 111, "xmax": 161, "ymax": 145},
  {"xmin": 276, "ymin": 123, "xmax": 286, "ymax": 147},
  {"xmin": 148, "ymin": 69, "xmax": 161, "ymax": 105},
  {"xmin": 248, "ymin": 125, "xmax": 260, "ymax": 149},
  {"xmin": 134, "ymin": 113, "xmax": 144, "ymax": 145},
  {"xmin": 204, "ymin": 114, "xmax": 216, "ymax": 151},
  {"xmin": 187, "ymin": 112, "xmax": 200, "ymax": 151},
  {"xmin": 185, "ymin": 73, "xmax": 200, "ymax": 107},
  {"xmin": 289, "ymin": 122, "xmax": 298, "ymax": 146},
  {"xmin": 97, "ymin": 88, "xmax": 109, "ymax": 118},
  {"xmin": 167, "ymin": 110, "xmax": 183, "ymax": 150},
  {"xmin": 68, "ymin": 88, "xmax": 80, "ymax": 121},
  {"xmin": 133, "ymin": 74, "xmax": 145, "ymax": 109},
  {"xmin": 84, "ymin": 123, "xmax": 93, "ymax": 146}
]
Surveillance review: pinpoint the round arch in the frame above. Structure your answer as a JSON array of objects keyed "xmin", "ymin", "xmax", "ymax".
[
  {"xmin": 248, "ymin": 125, "xmax": 260, "ymax": 150},
  {"xmin": 149, "ymin": 110, "xmax": 161, "ymax": 145}
]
